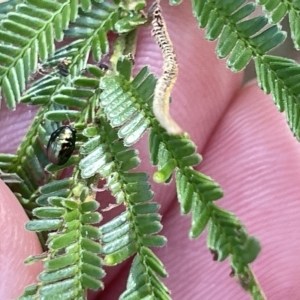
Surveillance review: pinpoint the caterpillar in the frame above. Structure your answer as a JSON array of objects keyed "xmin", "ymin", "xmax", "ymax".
[{"xmin": 149, "ymin": 1, "xmax": 183, "ymax": 135}]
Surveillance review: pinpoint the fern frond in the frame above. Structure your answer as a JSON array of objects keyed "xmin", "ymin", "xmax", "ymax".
[
  {"xmin": 79, "ymin": 112, "xmax": 169, "ymax": 298},
  {"xmin": 98, "ymin": 62, "xmax": 262, "ymax": 296},
  {"xmin": 20, "ymin": 1, "xmax": 120, "ymax": 107},
  {"xmin": 208, "ymin": 205, "xmax": 262, "ymax": 298},
  {"xmin": 192, "ymin": 2, "xmax": 300, "ymax": 186},
  {"xmin": 99, "ymin": 66, "xmax": 156, "ymax": 146},
  {"xmin": 79, "ymin": 111, "xmax": 150, "ymax": 207},
  {"xmin": 255, "ymin": 55, "xmax": 300, "ymax": 140},
  {"xmin": 100, "ymin": 177, "xmax": 165, "ymax": 265},
  {"xmin": 0, "ymin": 0, "xmax": 77, "ymax": 109},
  {"xmin": 19, "ymin": 0, "xmax": 138, "ymax": 109},
  {"xmin": 64, "ymin": 1, "xmax": 118, "ymax": 63},
  {"xmin": 11, "ymin": 0, "xmax": 122, "ymax": 203},
  {"xmin": 98, "ymin": 65, "xmax": 220, "ymax": 236},
  {"xmin": 99, "ymin": 171, "xmax": 169, "ymax": 298},
  {"xmin": 4, "ymin": 0, "xmax": 119, "ymax": 108},
  {"xmin": 19, "ymin": 182, "xmax": 105, "ymax": 299},
  {"xmin": 145, "ymin": 76, "xmax": 263, "ymax": 297},
  {"xmin": 120, "ymin": 249, "xmax": 170, "ymax": 300},
  {"xmin": 79, "ymin": 122, "xmax": 139, "ymax": 181},
  {"xmin": 257, "ymin": 0, "xmax": 300, "ymax": 49},
  {"xmin": 192, "ymin": 0, "xmax": 286, "ymax": 71},
  {"xmin": 20, "ymin": 41, "xmax": 87, "ymax": 107},
  {"xmin": 175, "ymin": 168, "xmax": 221, "ymax": 237}
]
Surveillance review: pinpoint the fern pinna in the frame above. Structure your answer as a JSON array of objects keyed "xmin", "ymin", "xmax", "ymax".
[{"xmin": 0, "ymin": 0, "xmax": 299, "ymax": 299}]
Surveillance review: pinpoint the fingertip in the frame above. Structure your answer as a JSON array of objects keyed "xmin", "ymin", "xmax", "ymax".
[
  {"xmin": 201, "ymin": 81, "xmax": 300, "ymax": 298},
  {"xmin": 0, "ymin": 180, "xmax": 42, "ymax": 299}
]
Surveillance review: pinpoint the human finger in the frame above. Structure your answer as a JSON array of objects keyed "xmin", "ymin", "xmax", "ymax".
[{"xmin": 0, "ymin": 180, "xmax": 42, "ymax": 299}]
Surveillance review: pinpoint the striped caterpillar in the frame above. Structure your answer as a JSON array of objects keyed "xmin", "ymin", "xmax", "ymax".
[{"xmin": 149, "ymin": 1, "xmax": 183, "ymax": 135}]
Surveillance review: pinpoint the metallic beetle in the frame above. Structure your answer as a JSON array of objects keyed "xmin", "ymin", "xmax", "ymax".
[{"xmin": 47, "ymin": 125, "xmax": 76, "ymax": 165}]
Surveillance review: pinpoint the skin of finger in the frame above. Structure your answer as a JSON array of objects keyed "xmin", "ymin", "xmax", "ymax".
[
  {"xmin": 148, "ymin": 82, "xmax": 300, "ymax": 300},
  {"xmin": 0, "ymin": 180, "xmax": 42, "ymax": 299},
  {"xmin": 92, "ymin": 1, "xmax": 243, "ymax": 299},
  {"xmin": 196, "ymin": 82, "xmax": 300, "ymax": 299}
]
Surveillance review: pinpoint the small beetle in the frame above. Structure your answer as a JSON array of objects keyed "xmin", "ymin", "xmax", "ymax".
[
  {"xmin": 97, "ymin": 63, "xmax": 109, "ymax": 71},
  {"xmin": 57, "ymin": 58, "xmax": 71, "ymax": 77},
  {"xmin": 37, "ymin": 58, "xmax": 71, "ymax": 77},
  {"xmin": 47, "ymin": 125, "xmax": 76, "ymax": 165}
]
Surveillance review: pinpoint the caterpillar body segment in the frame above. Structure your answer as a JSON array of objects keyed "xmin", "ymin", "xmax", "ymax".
[{"xmin": 149, "ymin": 1, "xmax": 183, "ymax": 135}]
